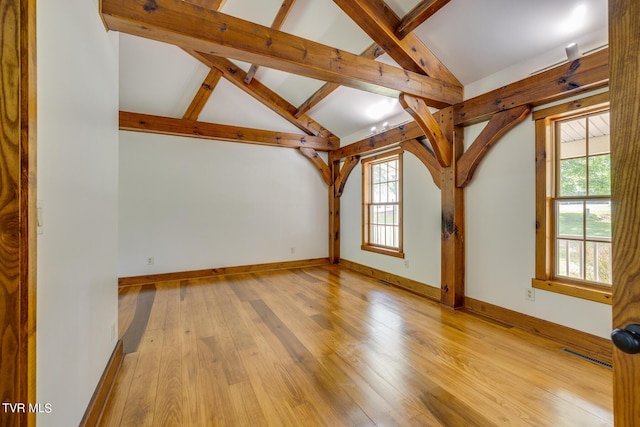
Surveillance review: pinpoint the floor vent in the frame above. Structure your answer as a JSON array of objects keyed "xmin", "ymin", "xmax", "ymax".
[{"xmin": 561, "ymin": 348, "xmax": 612, "ymax": 369}]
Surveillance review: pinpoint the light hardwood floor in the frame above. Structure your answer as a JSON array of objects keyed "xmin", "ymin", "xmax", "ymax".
[{"xmin": 100, "ymin": 265, "xmax": 613, "ymax": 426}]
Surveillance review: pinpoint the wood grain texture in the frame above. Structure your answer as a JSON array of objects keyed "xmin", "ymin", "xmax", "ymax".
[
  {"xmin": 0, "ymin": 0, "xmax": 37, "ymax": 425},
  {"xmin": 399, "ymin": 138, "xmax": 441, "ymax": 188},
  {"xmin": 243, "ymin": 0, "xmax": 296, "ymax": 84},
  {"xmin": 438, "ymin": 107, "xmax": 464, "ymax": 308},
  {"xmin": 101, "ymin": 265, "xmax": 613, "ymax": 426},
  {"xmin": 455, "ymin": 48, "xmax": 609, "ymax": 126},
  {"xmin": 464, "ymin": 297, "xmax": 613, "ymax": 364},
  {"xmin": 328, "ymin": 153, "xmax": 341, "ymax": 264},
  {"xmin": 298, "ymin": 147, "xmax": 331, "ymax": 186},
  {"xmin": 456, "ymin": 105, "xmax": 530, "ymax": 187},
  {"xmin": 190, "ymin": 53, "xmax": 337, "ymax": 140},
  {"xmin": 333, "ymin": 156, "xmax": 359, "ymax": 198},
  {"xmin": 118, "ymin": 258, "xmax": 330, "ymax": 287},
  {"xmin": 333, "ymin": 0, "xmax": 461, "ymax": 88},
  {"xmin": 79, "ymin": 341, "xmax": 124, "ymax": 427},
  {"xmin": 400, "ymin": 93, "xmax": 452, "ymax": 166},
  {"xmin": 120, "ymin": 111, "xmax": 337, "ymax": 151},
  {"xmin": 331, "ymin": 120, "xmax": 427, "ymax": 159},
  {"xmin": 100, "ymin": 0, "xmax": 462, "ymax": 106},
  {"xmin": 182, "ymin": 68, "xmax": 222, "ymax": 120},
  {"xmin": 294, "ymin": 43, "xmax": 385, "ymax": 119},
  {"xmin": 395, "ymin": 0, "xmax": 451, "ymax": 39},
  {"xmin": 610, "ymin": 0, "xmax": 640, "ymax": 424}
]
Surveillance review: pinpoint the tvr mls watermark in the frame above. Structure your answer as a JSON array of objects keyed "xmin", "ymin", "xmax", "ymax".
[{"xmin": 2, "ymin": 402, "xmax": 53, "ymax": 414}]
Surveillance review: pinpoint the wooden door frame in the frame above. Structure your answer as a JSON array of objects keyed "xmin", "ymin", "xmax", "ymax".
[
  {"xmin": 610, "ymin": 0, "xmax": 640, "ymax": 424},
  {"xmin": 0, "ymin": 0, "xmax": 37, "ymax": 426}
]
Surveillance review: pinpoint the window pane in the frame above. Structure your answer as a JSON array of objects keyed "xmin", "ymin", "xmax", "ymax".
[
  {"xmin": 559, "ymin": 118, "xmax": 586, "ymax": 159},
  {"xmin": 557, "ymin": 239, "xmax": 568, "ymax": 277},
  {"xmin": 588, "ymin": 112, "xmax": 610, "ymax": 151},
  {"xmin": 557, "ymin": 200, "xmax": 584, "ymax": 238},
  {"xmin": 373, "ymin": 183, "xmax": 381, "ymax": 203},
  {"xmin": 597, "ymin": 242, "xmax": 612, "ymax": 285},
  {"xmin": 373, "ymin": 163, "xmax": 381, "ymax": 184},
  {"xmin": 588, "ymin": 154, "xmax": 611, "ymax": 196},
  {"xmin": 567, "ymin": 240, "xmax": 584, "ymax": 279},
  {"xmin": 585, "ymin": 241, "xmax": 596, "ymax": 282},
  {"xmin": 586, "ymin": 200, "xmax": 611, "ymax": 239},
  {"xmin": 559, "ymin": 158, "xmax": 586, "ymax": 196}
]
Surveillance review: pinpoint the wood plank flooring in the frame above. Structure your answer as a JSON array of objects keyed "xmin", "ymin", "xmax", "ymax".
[{"xmin": 100, "ymin": 265, "xmax": 613, "ymax": 426}]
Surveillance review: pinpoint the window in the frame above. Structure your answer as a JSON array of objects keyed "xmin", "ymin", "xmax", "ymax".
[
  {"xmin": 362, "ymin": 149, "xmax": 404, "ymax": 258},
  {"xmin": 533, "ymin": 93, "xmax": 612, "ymax": 304}
]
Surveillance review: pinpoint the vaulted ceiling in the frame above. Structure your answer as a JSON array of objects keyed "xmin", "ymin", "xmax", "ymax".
[{"xmin": 115, "ymin": 0, "xmax": 608, "ymax": 143}]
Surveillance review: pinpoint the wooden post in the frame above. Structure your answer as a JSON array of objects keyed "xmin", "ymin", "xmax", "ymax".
[
  {"xmin": 439, "ymin": 107, "xmax": 465, "ymax": 308},
  {"xmin": 610, "ymin": 0, "xmax": 640, "ymax": 424},
  {"xmin": 0, "ymin": 0, "xmax": 37, "ymax": 425},
  {"xmin": 328, "ymin": 152, "xmax": 340, "ymax": 264}
]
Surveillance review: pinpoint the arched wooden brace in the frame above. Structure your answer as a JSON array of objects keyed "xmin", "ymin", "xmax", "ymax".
[
  {"xmin": 399, "ymin": 138, "xmax": 442, "ymax": 188},
  {"xmin": 400, "ymin": 93, "xmax": 452, "ymax": 167},
  {"xmin": 456, "ymin": 105, "xmax": 531, "ymax": 188},
  {"xmin": 334, "ymin": 156, "xmax": 360, "ymax": 197},
  {"xmin": 298, "ymin": 147, "xmax": 332, "ymax": 186}
]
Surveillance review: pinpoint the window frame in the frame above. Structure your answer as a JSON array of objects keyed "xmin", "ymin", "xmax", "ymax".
[
  {"xmin": 361, "ymin": 148, "xmax": 404, "ymax": 258},
  {"xmin": 532, "ymin": 92, "xmax": 612, "ymax": 304}
]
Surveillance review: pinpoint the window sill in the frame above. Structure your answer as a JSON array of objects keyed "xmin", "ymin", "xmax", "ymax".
[
  {"xmin": 361, "ymin": 245, "xmax": 405, "ymax": 259},
  {"xmin": 531, "ymin": 278, "xmax": 612, "ymax": 305}
]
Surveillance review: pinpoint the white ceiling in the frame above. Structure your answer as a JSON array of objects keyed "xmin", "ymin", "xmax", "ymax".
[{"xmin": 118, "ymin": 0, "xmax": 609, "ymax": 141}]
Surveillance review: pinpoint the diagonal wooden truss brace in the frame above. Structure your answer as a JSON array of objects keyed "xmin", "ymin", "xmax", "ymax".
[
  {"xmin": 182, "ymin": 68, "xmax": 223, "ymax": 120},
  {"xmin": 298, "ymin": 148, "xmax": 332, "ymax": 185},
  {"xmin": 244, "ymin": 0, "xmax": 296, "ymax": 84},
  {"xmin": 456, "ymin": 105, "xmax": 531, "ymax": 187},
  {"xmin": 400, "ymin": 93, "xmax": 452, "ymax": 167},
  {"xmin": 334, "ymin": 156, "xmax": 360, "ymax": 197},
  {"xmin": 399, "ymin": 138, "xmax": 441, "ymax": 188},
  {"xmin": 187, "ymin": 51, "xmax": 338, "ymax": 142},
  {"xmin": 395, "ymin": 0, "xmax": 451, "ymax": 40},
  {"xmin": 333, "ymin": 0, "xmax": 460, "ymax": 87}
]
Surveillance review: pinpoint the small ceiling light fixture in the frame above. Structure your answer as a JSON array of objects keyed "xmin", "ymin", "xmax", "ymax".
[{"xmin": 566, "ymin": 42, "xmax": 581, "ymax": 61}]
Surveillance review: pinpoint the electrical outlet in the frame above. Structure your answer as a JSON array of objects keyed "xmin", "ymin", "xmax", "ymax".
[
  {"xmin": 526, "ymin": 288, "xmax": 535, "ymax": 301},
  {"xmin": 404, "ymin": 260, "xmax": 409, "ymax": 269},
  {"xmin": 291, "ymin": 247, "xmax": 295, "ymax": 254},
  {"xmin": 147, "ymin": 256, "xmax": 155, "ymax": 265}
]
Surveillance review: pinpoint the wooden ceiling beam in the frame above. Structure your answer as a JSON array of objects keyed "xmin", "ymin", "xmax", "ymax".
[
  {"xmin": 400, "ymin": 93, "xmax": 451, "ymax": 167},
  {"xmin": 295, "ymin": 43, "xmax": 385, "ymax": 118},
  {"xmin": 182, "ymin": 68, "xmax": 222, "ymax": 120},
  {"xmin": 455, "ymin": 48, "xmax": 609, "ymax": 126},
  {"xmin": 120, "ymin": 111, "xmax": 337, "ymax": 151},
  {"xmin": 188, "ymin": 51, "xmax": 337, "ymax": 141},
  {"xmin": 331, "ymin": 120, "xmax": 428, "ymax": 159},
  {"xmin": 395, "ymin": 0, "xmax": 451, "ymax": 40},
  {"xmin": 333, "ymin": 0, "xmax": 461, "ymax": 88},
  {"xmin": 244, "ymin": 0, "xmax": 296, "ymax": 85},
  {"xmin": 100, "ymin": 0, "xmax": 462, "ymax": 107}
]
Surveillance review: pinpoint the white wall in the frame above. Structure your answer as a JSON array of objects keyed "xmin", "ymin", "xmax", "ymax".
[
  {"xmin": 37, "ymin": 0, "xmax": 119, "ymax": 425},
  {"xmin": 118, "ymin": 132, "xmax": 328, "ymax": 277},
  {"xmin": 341, "ymin": 151, "xmax": 442, "ymax": 290},
  {"xmin": 465, "ymin": 101, "xmax": 611, "ymax": 339}
]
